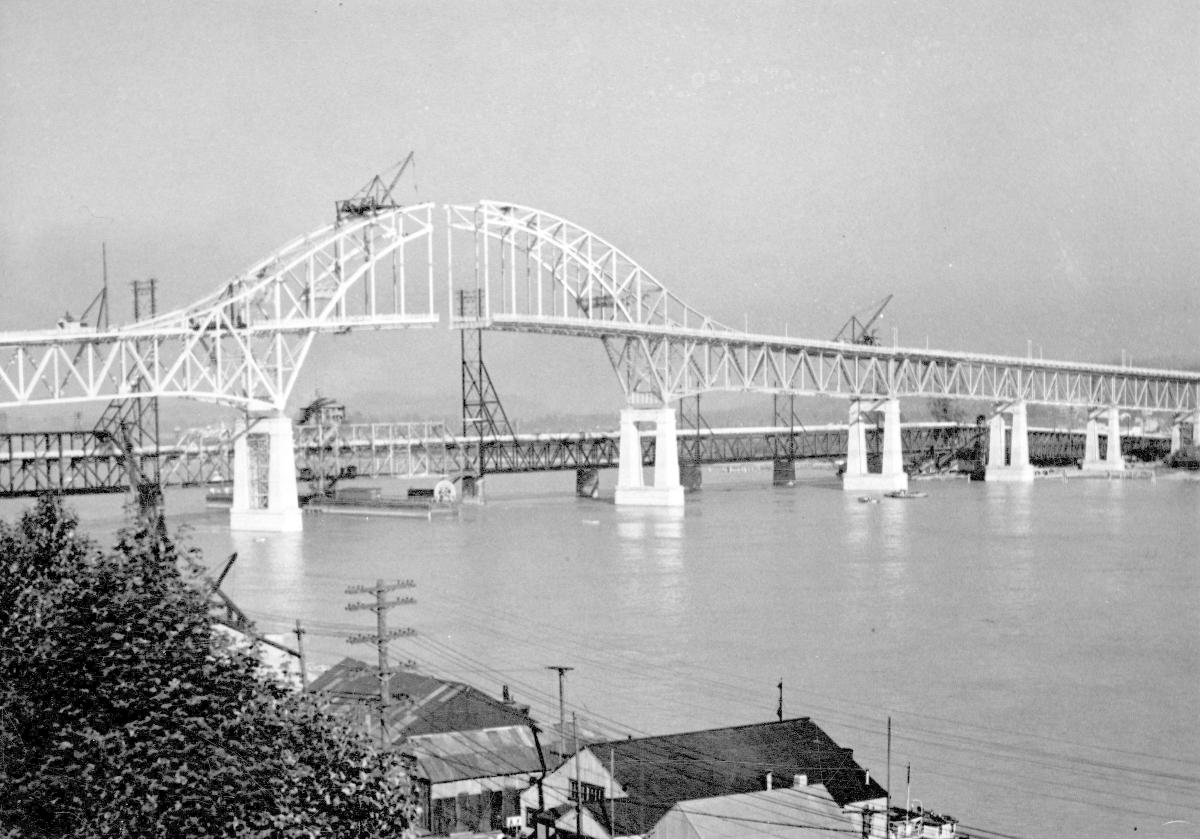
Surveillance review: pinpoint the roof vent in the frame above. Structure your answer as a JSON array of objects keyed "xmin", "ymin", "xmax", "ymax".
[
  {"xmin": 794, "ymin": 774, "xmax": 808, "ymax": 787},
  {"xmin": 765, "ymin": 771, "xmax": 773, "ymax": 791}
]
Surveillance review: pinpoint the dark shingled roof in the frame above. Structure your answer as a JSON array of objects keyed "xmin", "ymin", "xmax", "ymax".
[
  {"xmin": 579, "ymin": 717, "xmax": 886, "ymax": 836},
  {"xmin": 309, "ymin": 657, "xmax": 538, "ymax": 737}
]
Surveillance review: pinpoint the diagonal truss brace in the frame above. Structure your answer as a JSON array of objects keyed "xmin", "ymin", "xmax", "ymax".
[{"xmin": 0, "ymin": 205, "xmax": 439, "ymax": 412}]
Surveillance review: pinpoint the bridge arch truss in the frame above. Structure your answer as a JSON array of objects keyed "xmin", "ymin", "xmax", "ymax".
[
  {"xmin": 447, "ymin": 201, "xmax": 1200, "ymax": 416},
  {"xmin": 0, "ymin": 205, "xmax": 438, "ymax": 412},
  {"xmin": 1, "ymin": 197, "xmax": 1196, "ymax": 420}
]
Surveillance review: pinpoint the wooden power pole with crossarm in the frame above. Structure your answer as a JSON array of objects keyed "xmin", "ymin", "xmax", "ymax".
[{"xmin": 346, "ymin": 578, "xmax": 417, "ymax": 748}]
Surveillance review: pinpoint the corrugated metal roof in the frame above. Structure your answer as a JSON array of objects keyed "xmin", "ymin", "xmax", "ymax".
[
  {"xmin": 648, "ymin": 786, "xmax": 847, "ymax": 839},
  {"xmin": 409, "ymin": 725, "xmax": 543, "ymax": 784},
  {"xmin": 309, "ymin": 658, "xmax": 538, "ymax": 738}
]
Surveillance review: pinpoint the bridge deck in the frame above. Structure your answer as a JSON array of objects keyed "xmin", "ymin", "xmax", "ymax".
[{"xmin": 0, "ymin": 423, "xmax": 1171, "ymax": 497}]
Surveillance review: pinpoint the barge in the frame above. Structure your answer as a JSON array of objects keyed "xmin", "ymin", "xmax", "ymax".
[
  {"xmin": 206, "ymin": 483, "xmax": 459, "ymax": 519},
  {"xmin": 304, "ymin": 484, "xmax": 459, "ymax": 520}
]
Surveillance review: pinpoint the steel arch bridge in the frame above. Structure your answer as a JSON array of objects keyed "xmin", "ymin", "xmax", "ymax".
[
  {"xmin": 0, "ymin": 205, "xmax": 437, "ymax": 412},
  {"xmin": 445, "ymin": 201, "xmax": 1200, "ymax": 416},
  {"xmin": 1, "ymin": 195, "xmax": 1197, "ymax": 524},
  {"xmin": 2, "ymin": 198, "xmax": 1197, "ymax": 417}
]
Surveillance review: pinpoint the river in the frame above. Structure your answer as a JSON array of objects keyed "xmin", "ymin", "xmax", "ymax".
[{"xmin": 7, "ymin": 466, "xmax": 1198, "ymax": 839}]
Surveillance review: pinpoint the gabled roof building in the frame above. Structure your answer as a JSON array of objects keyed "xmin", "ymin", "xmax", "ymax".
[
  {"xmin": 648, "ymin": 785, "xmax": 848, "ymax": 839},
  {"xmin": 521, "ymin": 717, "xmax": 888, "ymax": 838},
  {"xmin": 311, "ymin": 658, "xmax": 546, "ymax": 835}
]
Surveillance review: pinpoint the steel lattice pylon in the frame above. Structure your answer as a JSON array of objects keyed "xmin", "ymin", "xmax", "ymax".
[
  {"xmin": 771, "ymin": 393, "xmax": 803, "ymax": 462},
  {"xmin": 457, "ymin": 289, "xmax": 516, "ymax": 495}
]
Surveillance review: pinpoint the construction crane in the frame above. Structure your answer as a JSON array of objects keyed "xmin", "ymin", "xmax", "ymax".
[
  {"xmin": 56, "ymin": 244, "xmax": 111, "ymax": 331},
  {"xmin": 833, "ymin": 294, "xmax": 893, "ymax": 345},
  {"xmin": 295, "ymin": 395, "xmax": 352, "ymax": 498},
  {"xmin": 296, "ymin": 395, "xmax": 341, "ymax": 426},
  {"xmin": 335, "ymin": 152, "xmax": 417, "ymax": 222}
]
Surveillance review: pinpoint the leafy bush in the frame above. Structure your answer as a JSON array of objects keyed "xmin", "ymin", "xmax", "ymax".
[
  {"xmin": 0, "ymin": 496, "xmax": 415, "ymax": 838},
  {"xmin": 1165, "ymin": 446, "xmax": 1200, "ymax": 469}
]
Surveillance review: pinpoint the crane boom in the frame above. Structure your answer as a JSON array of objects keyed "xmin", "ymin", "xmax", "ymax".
[
  {"xmin": 834, "ymin": 293, "xmax": 893, "ymax": 345},
  {"xmin": 335, "ymin": 152, "xmax": 417, "ymax": 221}
]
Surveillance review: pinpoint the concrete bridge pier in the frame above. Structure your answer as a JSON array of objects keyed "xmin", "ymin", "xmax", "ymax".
[
  {"xmin": 460, "ymin": 474, "xmax": 484, "ymax": 502},
  {"xmin": 1082, "ymin": 406, "xmax": 1124, "ymax": 472},
  {"xmin": 842, "ymin": 398, "xmax": 907, "ymax": 493},
  {"xmin": 615, "ymin": 406, "xmax": 684, "ymax": 506},
  {"xmin": 985, "ymin": 402, "xmax": 1034, "ymax": 482},
  {"xmin": 231, "ymin": 412, "xmax": 303, "ymax": 532},
  {"xmin": 1082, "ymin": 411, "xmax": 1101, "ymax": 465},
  {"xmin": 772, "ymin": 458, "xmax": 796, "ymax": 487},
  {"xmin": 575, "ymin": 467, "xmax": 599, "ymax": 499},
  {"xmin": 1170, "ymin": 411, "xmax": 1198, "ymax": 454},
  {"xmin": 679, "ymin": 461, "xmax": 703, "ymax": 492}
]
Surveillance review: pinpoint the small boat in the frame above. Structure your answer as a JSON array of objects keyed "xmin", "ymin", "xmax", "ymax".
[
  {"xmin": 884, "ymin": 489, "xmax": 928, "ymax": 499},
  {"xmin": 858, "ymin": 496, "xmax": 879, "ymax": 504}
]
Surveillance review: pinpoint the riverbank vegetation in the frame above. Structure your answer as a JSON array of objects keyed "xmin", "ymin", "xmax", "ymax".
[
  {"xmin": 1165, "ymin": 445, "xmax": 1200, "ymax": 469},
  {"xmin": 0, "ymin": 496, "xmax": 415, "ymax": 838}
]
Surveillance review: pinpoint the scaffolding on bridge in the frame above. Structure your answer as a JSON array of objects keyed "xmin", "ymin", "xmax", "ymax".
[{"xmin": 458, "ymin": 289, "xmax": 517, "ymax": 497}]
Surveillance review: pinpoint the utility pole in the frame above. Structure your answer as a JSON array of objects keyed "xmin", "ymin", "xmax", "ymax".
[
  {"xmin": 906, "ymin": 762, "xmax": 911, "ymax": 814},
  {"xmin": 347, "ymin": 579, "xmax": 417, "ymax": 748},
  {"xmin": 777, "ymin": 678, "xmax": 783, "ymax": 722},
  {"xmin": 293, "ymin": 619, "xmax": 308, "ymax": 691},
  {"xmin": 546, "ymin": 665, "xmax": 573, "ymax": 762},
  {"xmin": 573, "ymin": 712, "xmax": 581, "ymax": 839},
  {"xmin": 886, "ymin": 716, "xmax": 892, "ymax": 832},
  {"xmin": 609, "ymin": 746, "xmax": 615, "ymax": 834}
]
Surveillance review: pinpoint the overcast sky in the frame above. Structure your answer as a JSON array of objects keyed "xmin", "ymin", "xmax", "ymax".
[{"xmin": 1, "ymin": 1, "xmax": 1197, "ymax": 423}]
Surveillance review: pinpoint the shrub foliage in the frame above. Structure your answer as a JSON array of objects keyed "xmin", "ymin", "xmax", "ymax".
[{"xmin": 0, "ymin": 496, "xmax": 415, "ymax": 838}]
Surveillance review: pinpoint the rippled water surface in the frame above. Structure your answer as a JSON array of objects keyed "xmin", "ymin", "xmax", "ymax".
[{"xmin": 12, "ymin": 468, "xmax": 1199, "ymax": 838}]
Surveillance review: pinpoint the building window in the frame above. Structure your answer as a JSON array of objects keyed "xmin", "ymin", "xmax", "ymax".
[
  {"xmin": 488, "ymin": 790, "xmax": 505, "ymax": 830},
  {"xmin": 569, "ymin": 779, "xmax": 606, "ymax": 803}
]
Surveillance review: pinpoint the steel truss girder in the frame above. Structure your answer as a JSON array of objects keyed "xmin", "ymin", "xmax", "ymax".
[
  {"xmin": 594, "ymin": 331, "xmax": 1200, "ymax": 414},
  {"xmin": 0, "ymin": 206, "xmax": 438, "ymax": 412},
  {"xmin": 1, "ymin": 423, "xmax": 1170, "ymax": 496},
  {"xmin": 445, "ymin": 200, "xmax": 1199, "ymax": 414},
  {"xmin": 293, "ymin": 421, "xmax": 460, "ymax": 485}
]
